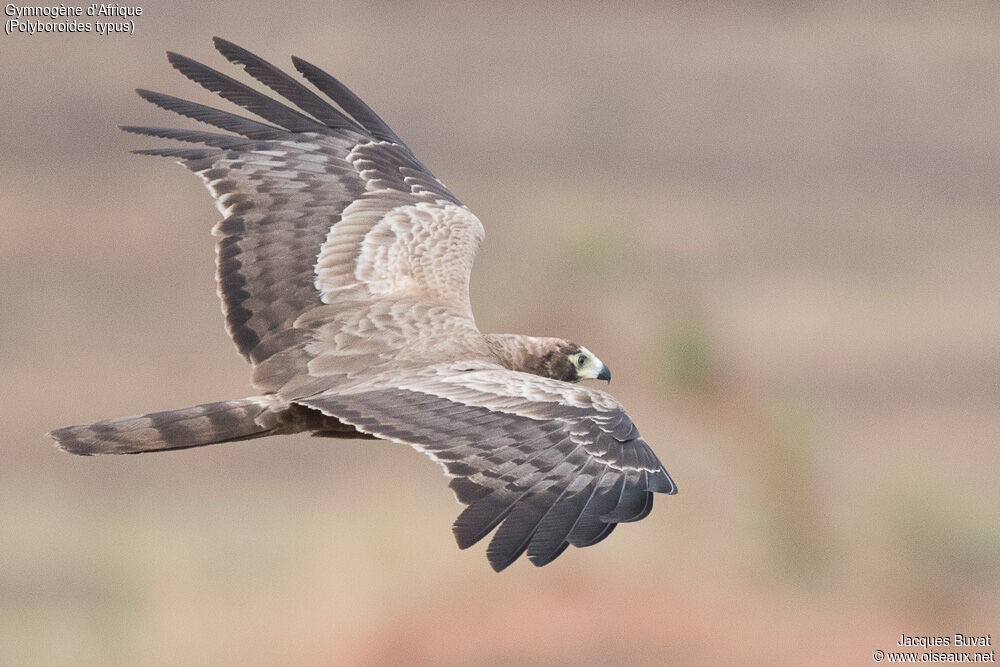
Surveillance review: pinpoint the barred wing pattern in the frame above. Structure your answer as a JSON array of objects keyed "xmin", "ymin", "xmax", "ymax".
[
  {"xmin": 125, "ymin": 38, "xmax": 474, "ymax": 383},
  {"xmin": 299, "ymin": 364, "xmax": 676, "ymax": 572},
  {"xmin": 109, "ymin": 38, "xmax": 677, "ymax": 570}
]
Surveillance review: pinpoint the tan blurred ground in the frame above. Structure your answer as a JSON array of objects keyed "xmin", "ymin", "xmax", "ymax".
[{"xmin": 2, "ymin": 2, "xmax": 998, "ymax": 665}]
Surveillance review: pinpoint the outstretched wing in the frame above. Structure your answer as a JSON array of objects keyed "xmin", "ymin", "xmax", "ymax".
[
  {"xmin": 297, "ymin": 364, "xmax": 677, "ymax": 571},
  {"xmin": 125, "ymin": 38, "xmax": 486, "ymax": 393}
]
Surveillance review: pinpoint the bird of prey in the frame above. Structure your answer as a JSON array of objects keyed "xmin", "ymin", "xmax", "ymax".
[{"xmin": 49, "ymin": 38, "xmax": 677, "ymax": 571}]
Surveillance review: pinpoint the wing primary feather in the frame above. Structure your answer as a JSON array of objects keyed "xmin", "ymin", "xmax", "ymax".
[
  {"xmin": 135, "ymin": 89, "xmax": 287, "ymax": 139},
  {"xmin": 648, "ymin": 464, "xmax": 678, "ymax": 495},
  {"xmin": 578, "ymin": 521, "xmax": 617, "ymax": 547},
  {"xmin": 527, "ymin": 461, "xmax": 609, "ymax": 566},
  {"xmin": 165, "ymin": 51, "xmax": 334, "ymax": 135},
  {"xmin": 601, "ymin": 468, "xmax": 648, "ymax": 522},
  {"xmin": 211, "ymin": 38, "xmax": 366, "ymax": 134},
  {"xmin": 486, "ymin": 474, "xmax": 577, "ymax": 572},
  {"xmin": 538, "ymin": 540, "xmax": 571, "ymax": 564},
  {"xmin": 567, "ymin": 470, "xmax": 627, "ymax": 546},
  {"xmin": 120, "ymin": 125, "xmax": 249, "ymax": 148},
  {"xmin": 291, "ymin": 55, "xmax": 402, "ymax": 143},
  {"xmin": 615, "ymin": 470, "xmax": 655, "ymax": 523},
  {"xmin": 448, "ymin": 477, "xmax": 491, "ymax": 504},
  {"xmin": 131, "ymin": 147, "xmax": 220, "ymax": 160},
  {"xmin": 626, "ymin": 491, "xmax": 655, "ymax": 523},
  {"xmin": 452, "ymin": 439, "xmax": 583, "ymax": 551}
]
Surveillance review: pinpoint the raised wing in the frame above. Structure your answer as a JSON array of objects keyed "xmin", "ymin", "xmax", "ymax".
[
  {"xmin": 297, "ymin": 364, "xmax": 677, "ymax": 571},
  {"xmin": 124, "ymin": 38, "xmax": 485, "ymax": 392}
]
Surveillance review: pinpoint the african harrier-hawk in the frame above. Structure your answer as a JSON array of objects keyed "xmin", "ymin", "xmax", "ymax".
[{"xmin": 49, "ymin": 38, "xmax": 677, "ymax": 571}]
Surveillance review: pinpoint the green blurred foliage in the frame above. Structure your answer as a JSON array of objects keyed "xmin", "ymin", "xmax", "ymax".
[
  {"xmin": 891, "ymin": 493, "xmax": 1000, "ymax": 602},
  {"xmin": 658, "ymin": 323, "xmax": 722, "ymax": 395},
  {"xmin": 562, "ymin": 227, "xmax": 631, "ymax": 282}
]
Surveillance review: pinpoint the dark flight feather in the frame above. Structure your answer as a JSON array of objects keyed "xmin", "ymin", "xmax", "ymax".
[
  {"xmin": 212, "ymin": 37, "xmax": 366, "ymax": 134},
  {"xmin": 135, "ymin": 89, "xmax": 287, "ymax": 139},
  {"xmin": 291, "ymin": 55, "xmax": 402, "ymax": 143},
  {"xmin": 166, "ymin": 51, "xmax": 335, "ymax": 135}
]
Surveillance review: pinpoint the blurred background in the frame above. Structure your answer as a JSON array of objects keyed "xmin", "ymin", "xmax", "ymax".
[{"xmin": 2, "ymin": 2, "xmax": 997, "ymax": 664}]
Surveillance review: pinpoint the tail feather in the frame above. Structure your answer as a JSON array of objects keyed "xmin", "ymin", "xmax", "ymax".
[{"xmin": 50, "ymin": 397, "xmax": 286, "ymax": 455}]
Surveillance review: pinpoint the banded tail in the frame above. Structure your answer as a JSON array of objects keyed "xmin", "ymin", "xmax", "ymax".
[{"xmin": 49, "ymin": 396, "xmax": 364, "ymax": 455}]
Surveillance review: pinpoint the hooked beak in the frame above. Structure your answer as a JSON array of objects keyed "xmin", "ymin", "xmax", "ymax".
[{"xmin": 597, "ymin": 364, "xmax": 611, "ymax": 383}]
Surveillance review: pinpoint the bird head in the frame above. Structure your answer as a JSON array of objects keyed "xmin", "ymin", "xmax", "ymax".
[{"xmin": 547, "ymin": 342, "xmax": 611, "ymax": 384}]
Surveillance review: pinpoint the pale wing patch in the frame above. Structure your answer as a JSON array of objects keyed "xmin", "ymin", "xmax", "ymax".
[
  {"xmin": 354, "ymin": 203, "xmax": 484, "ymax": 301},
  {"xmin": 399, "ymin": 365, "xmax": 624, "ymax": 413},
  {"xmin": 299, "ymin": 301, "xmax": 492, "ymax": 383},
  {"xmin": 315, "ymin": 202, "xmax": 484, "ymax": 312}
]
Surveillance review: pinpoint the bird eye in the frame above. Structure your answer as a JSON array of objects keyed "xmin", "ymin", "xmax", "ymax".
[{"xmin": 577, "ymin": 354, "xmax": 587, "ymax": 366}]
